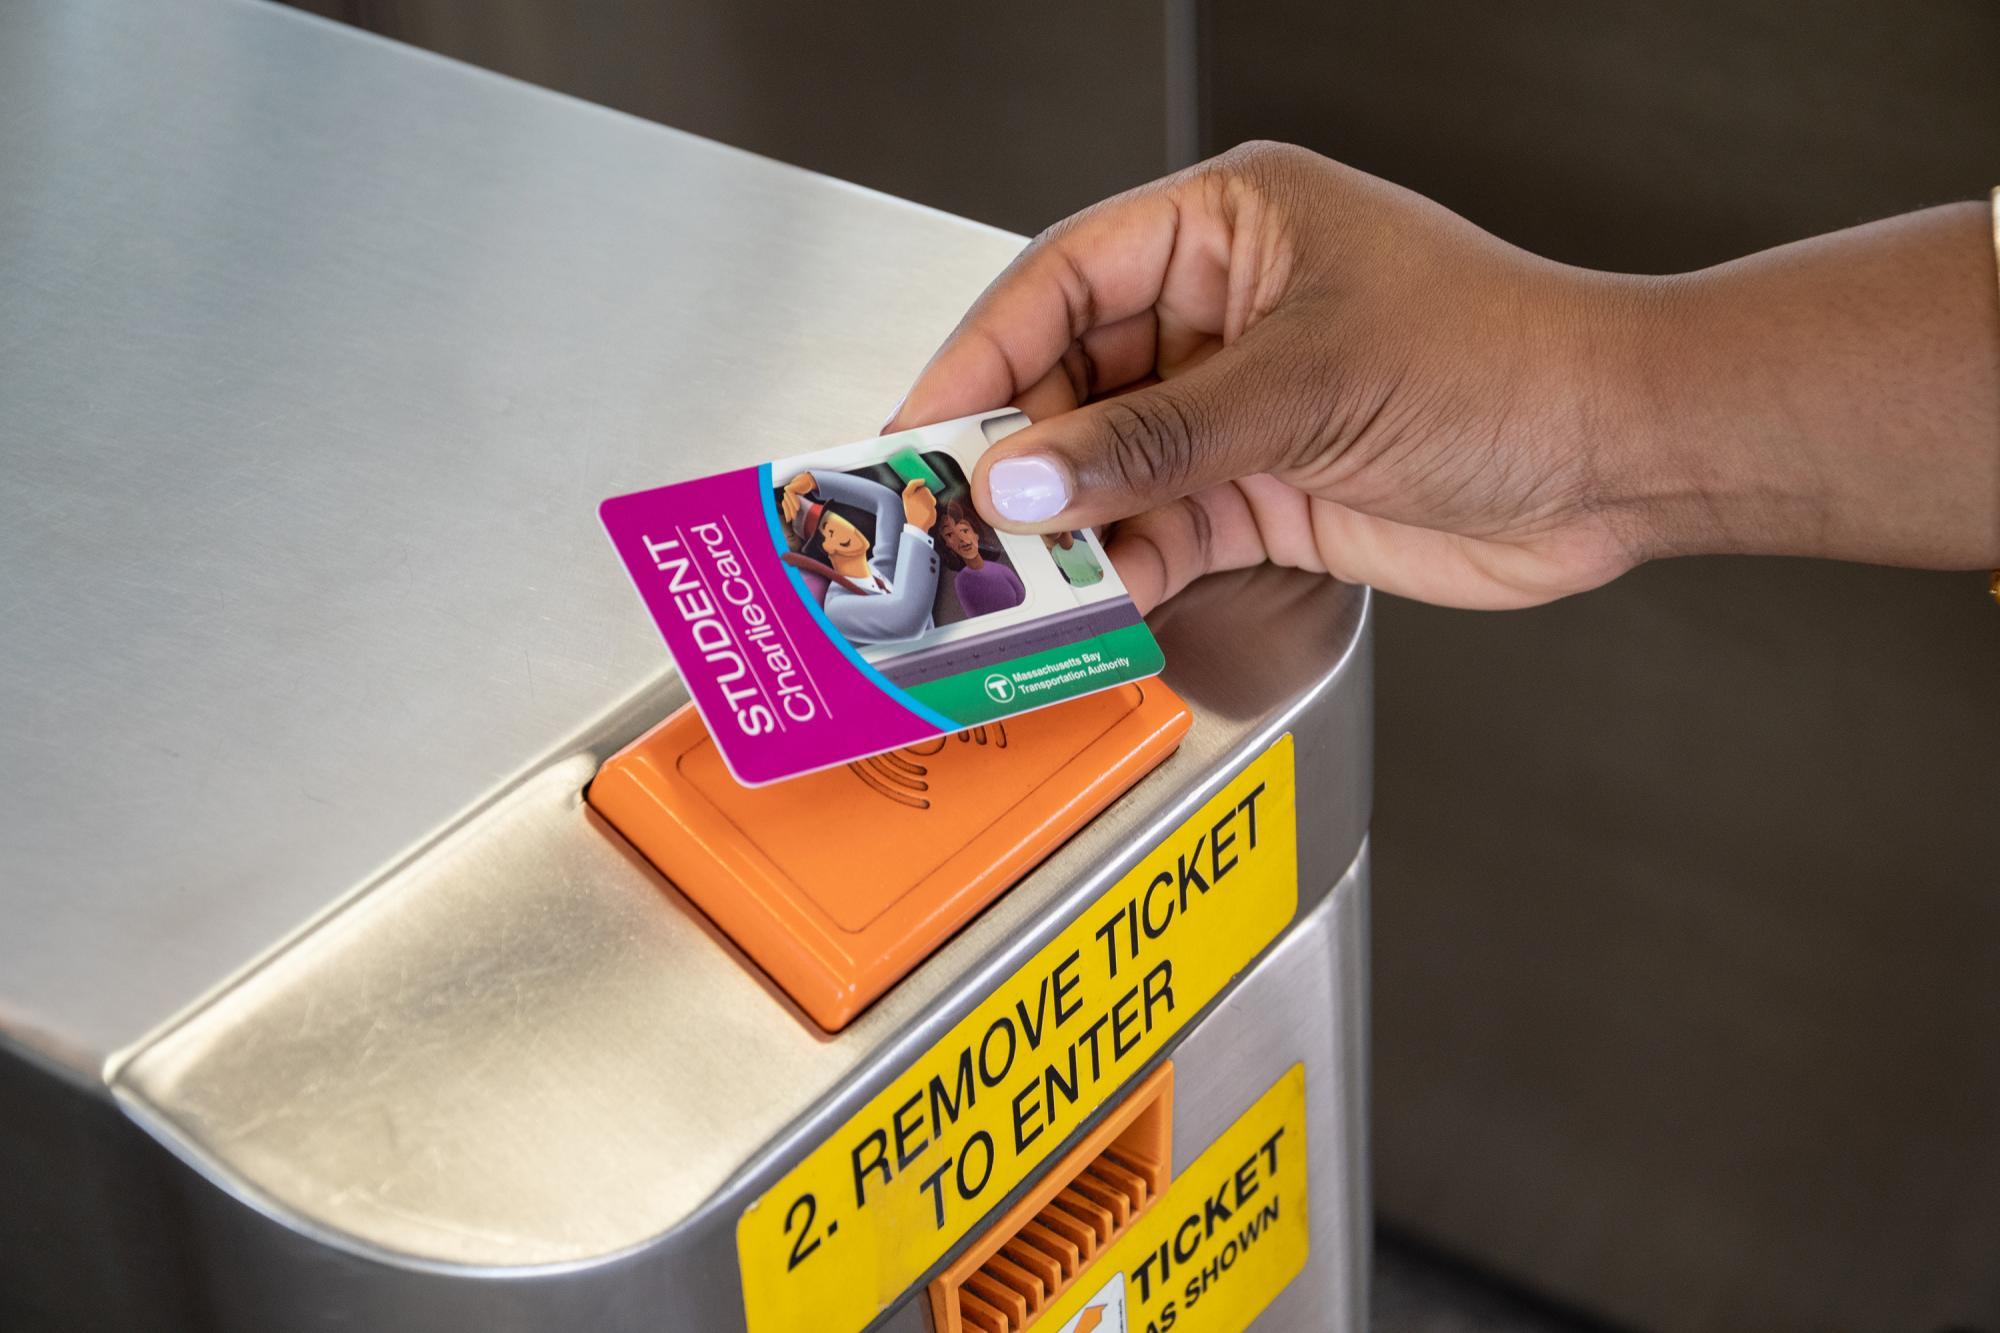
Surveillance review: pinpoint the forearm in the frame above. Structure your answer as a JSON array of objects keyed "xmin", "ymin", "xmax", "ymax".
[
  {"xmin": 1618, "ymin": 201, "xmax": 2000, "ymax": 568},
  {"xmin": 814, "ymin": 470, "xmax": 904, "ymax": 539}
]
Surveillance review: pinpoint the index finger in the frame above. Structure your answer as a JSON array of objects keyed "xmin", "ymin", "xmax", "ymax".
[{"xmin": 885, "ymin": 182, "xmax": 1187, "ymax": 432}]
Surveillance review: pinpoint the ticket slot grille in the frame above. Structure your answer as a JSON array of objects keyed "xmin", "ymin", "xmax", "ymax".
[{"xmin": 928, "ymin": 1063, "xmax": 1174, "ymax": 1333}]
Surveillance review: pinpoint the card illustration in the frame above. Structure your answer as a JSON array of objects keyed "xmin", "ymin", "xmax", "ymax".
[
  {"xmin": 778, "ymin": 464, "xmax": 943, "ymax": 644},
  {"xmin": 1044, "ymin": 529, "xmax": 1105, "ymax": 587},
  {"xmin": 939, "ymin": 499, "xmax": 1028, "ymax": 617},
  {"xmin": 773, "ymin": 452, "xmax": 1029, "ymax": 642}
]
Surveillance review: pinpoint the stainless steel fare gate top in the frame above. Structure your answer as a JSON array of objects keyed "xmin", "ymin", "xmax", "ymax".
[
  {"xmin": 0, "ymin": 0, "xmax": 1022, "ymax": 1069},
  {"xmin": 0, "ymin": 0, "xmax": 1372, "ymax": 1278}
]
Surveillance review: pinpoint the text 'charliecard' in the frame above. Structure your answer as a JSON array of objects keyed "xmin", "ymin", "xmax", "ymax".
[{"xmin": 599, "ymin": 410, "xmax": 1165, "ymax": 785}]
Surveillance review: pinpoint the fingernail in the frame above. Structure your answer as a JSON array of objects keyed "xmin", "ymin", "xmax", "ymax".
[
  {"xmin": 987, "ymin": 454, "xmax": 1070, "ymax": 522},
  {"xmin": 879, "ymin": 394, "xmax": 907, "ymax": 434}
]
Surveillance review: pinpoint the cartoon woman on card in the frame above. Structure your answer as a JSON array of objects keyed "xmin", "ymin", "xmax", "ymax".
[
  {"xmin": 937, "ymin": 499, "xmax": 1025, "ymax": 616},
  {"xmin": 779, "ymin": 469, "xmax": 940, "ymax": 645}
]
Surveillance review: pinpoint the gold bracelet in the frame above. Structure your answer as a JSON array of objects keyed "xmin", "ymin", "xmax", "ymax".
[{"xmin": 1990, "ymin": 187, "xmax": 1999, "ymax": 605}]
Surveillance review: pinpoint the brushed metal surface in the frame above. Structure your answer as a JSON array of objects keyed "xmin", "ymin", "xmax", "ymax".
[
  {"xmin": 0, "ymin": 0, "xmax": 1021, "ymax": 1073},
  {"xmin": 117, "ymin": 808, "xmax": 1370, "ymax": 1333},
  {"xmin": 1171, "ymin": 849, "xmax": 1371, "ymax": 1332},
  {"xmin": 113, "ymin": 565, "xmax": 1369, "ymax": 1277}
]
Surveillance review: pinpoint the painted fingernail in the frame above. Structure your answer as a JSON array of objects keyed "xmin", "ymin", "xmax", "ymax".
[
  {"xmin": 879, "ymin": 394, "xmax": 908, "ymax": 434},
  {"xmin": 987, "ymin": 454, "xmax": 1071, "ymax": 522}
]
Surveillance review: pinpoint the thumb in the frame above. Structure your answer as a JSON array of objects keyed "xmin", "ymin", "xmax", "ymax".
[{"xmin": 971, "ymin": 331, "xmax": 1307, "ymax": 532}]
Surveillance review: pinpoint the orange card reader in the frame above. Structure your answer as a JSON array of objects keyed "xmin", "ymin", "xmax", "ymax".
[{"xmin": 588, "ymin": 680, "xmax": 1194, "ymax": 1031}]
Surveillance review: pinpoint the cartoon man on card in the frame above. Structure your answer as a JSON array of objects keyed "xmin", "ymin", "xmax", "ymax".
[{"xmin": 779, "ymin": 468, "xmax": 941, "ymax": 645}]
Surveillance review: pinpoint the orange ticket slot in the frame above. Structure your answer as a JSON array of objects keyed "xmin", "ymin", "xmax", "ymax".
[
  {"xmin": 587, "ymin": 680, "xmax": 1191, "ymax": 1031},
  {"xmin": 928, "ymin": 1063, "xmax": 1174, "ymax": 1333}
]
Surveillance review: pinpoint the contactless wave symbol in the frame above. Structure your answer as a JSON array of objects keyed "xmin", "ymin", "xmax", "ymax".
[{"xmin": 845, "ymin": 724, "xmax": 1009, "ymax": 810}]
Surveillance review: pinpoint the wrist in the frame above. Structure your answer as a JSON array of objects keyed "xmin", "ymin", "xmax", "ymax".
[
  {"xmin": 1591, "ymin": 268, "xmax": 1826, "ymax": 563},
  {"xmin": 1604, "ymin": 203, "xmax": 2000, "ymax": 570}
]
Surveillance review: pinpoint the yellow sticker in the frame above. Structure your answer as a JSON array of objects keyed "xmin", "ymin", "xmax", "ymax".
[
  {"xmin": 1037, "ymin": 1064, "xmax": 1310, "ymax": 1333},
  {"xmin": 737, "ymin": 734, "xmax": 1298, "ymax": 1333}
]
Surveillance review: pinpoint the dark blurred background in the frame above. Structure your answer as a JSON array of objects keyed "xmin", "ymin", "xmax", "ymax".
[{"xmin": 283, "ymin": 4, "xmax": 2000, "ymax": 1329}]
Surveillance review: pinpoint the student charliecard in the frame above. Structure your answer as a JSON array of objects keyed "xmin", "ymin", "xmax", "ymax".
[{"xmin": 600, "ymin": 410, "xmax": 1165, "ymax": 785}]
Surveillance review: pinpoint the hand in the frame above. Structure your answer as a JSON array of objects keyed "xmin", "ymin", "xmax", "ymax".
[
  {"xmin": 885, "ymin": 142, "xmax": 1648, "ymax": 610},
  {"xmin": 885, "ymin": 142, "xmax": 2000, "ymax": 611},
  {"xmin": 779, "ymin": 471, "xmax": 816, "ymax": 525},
  {"xmin": 901, "ymin": 480, "xmax": 937, "ymax": 531}
]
